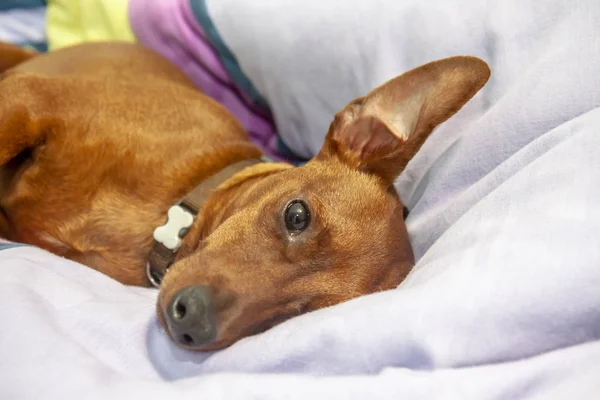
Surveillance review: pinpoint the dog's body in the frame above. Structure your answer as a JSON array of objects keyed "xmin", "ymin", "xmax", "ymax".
[
  {"xmin": 0, "ymin": 42, "xmax": 489, "ymax": 350},
  {"xmin": 0, "ymin": 42, "xmax": 262, "ymax": 284}
]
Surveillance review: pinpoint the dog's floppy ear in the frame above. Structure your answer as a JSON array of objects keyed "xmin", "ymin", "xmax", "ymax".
[
  {"xmin": 317, "ymin": 56, "xmax": 490, "ymax": 182},
  {"xmin": 0, "ymin": 43, "xmax": 42, "ymax": 168},
  {"xmin": 0, "ymin": 42, "xmax": 36, "ymax": 73},
  {"xmin": 0, "ymin": 74, "xmax": 58, "ymax": 169}
]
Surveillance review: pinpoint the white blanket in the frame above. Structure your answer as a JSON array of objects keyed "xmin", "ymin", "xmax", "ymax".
[{"xmin": 1, "ymin": 0, "xmax": 600, "ymax": 398}]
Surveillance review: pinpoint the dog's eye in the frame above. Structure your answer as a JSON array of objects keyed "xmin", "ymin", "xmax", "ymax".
[{"xmin": 284, "ymin": 200, "xmax": 310, "ymax": 233}]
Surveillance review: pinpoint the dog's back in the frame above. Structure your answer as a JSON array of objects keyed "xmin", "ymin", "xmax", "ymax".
[{"xmin": 6, "ymin": 42, "xmax": 194, "ymax": 85}]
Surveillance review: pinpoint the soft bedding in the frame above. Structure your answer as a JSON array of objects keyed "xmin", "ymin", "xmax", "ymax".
[{"xmin": 2, "ymin": 0, "xmax": 600, "ymax": 398}]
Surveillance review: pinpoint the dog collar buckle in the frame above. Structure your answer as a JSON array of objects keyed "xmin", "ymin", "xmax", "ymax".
[{"xmin": 146, "ymin": 262, "xmax": 163, "ymax": 288}]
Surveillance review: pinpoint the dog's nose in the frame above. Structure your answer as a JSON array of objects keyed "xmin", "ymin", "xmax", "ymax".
[{"xmin": 166, "ymin": 285, "xmax": 216, "ymax": 347}]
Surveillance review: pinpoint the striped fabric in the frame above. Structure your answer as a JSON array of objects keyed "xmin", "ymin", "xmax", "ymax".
[
  {"xmin": 0, "ymin": 5, "xmax": 47, "ymax": 51},
  {"xmin": 129, "ymin": 0, "xmax": 306, "ymax": 163}
]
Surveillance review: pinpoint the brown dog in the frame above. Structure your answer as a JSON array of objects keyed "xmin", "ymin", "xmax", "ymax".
[{"xmin": 0, "ymin": 42, "xmax": 489, "ymax": 350}]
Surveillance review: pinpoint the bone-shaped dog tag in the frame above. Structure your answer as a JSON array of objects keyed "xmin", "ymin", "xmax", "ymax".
[{"xmin": 153, "ymin": 205, "xmax": 194, "ymax": 251}]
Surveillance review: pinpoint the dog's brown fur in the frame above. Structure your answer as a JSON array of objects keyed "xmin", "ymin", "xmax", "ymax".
[{"xmin": 0, "ymin": 42, "xmax": 490, "ymax": 350}]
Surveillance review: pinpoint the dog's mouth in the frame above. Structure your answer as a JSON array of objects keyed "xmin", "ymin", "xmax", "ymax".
[{"xmin": 161, "ymin": 313, "xmax": 298, "ymax": 351}]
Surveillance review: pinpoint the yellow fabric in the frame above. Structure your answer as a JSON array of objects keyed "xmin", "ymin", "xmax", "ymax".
[{"xmin": 47, "ymin": 0, "xmax": 135, "ymax": 50}]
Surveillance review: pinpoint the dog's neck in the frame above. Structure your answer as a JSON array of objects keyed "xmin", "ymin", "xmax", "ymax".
[{"xmin": 146, "ymin": 157, "xmax": 291, "ymax": 287}]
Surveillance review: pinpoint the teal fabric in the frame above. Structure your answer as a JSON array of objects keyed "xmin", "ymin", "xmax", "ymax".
[
  {"xmin": 0, "ymin": 243, "xmax": 27, "ymax": 251},
  {"xmin": 25, "ymin": 41, "xmax": 48, "ymax": 52},
  {"xmin": 189, "ymin": 0, "xmax": 270, "ymax": 112},
  {"xmin": 278, "ymin": 138, "xmax": 308, "ymax": 165},
  {"xmin": 0, "ymin": 1, "xmax": 45, "ymax": 11}
]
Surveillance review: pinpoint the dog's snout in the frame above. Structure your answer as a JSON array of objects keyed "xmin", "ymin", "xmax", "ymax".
[{"xmin": 166, "ymin": 285, "xmax": 216, "ymax": 347}]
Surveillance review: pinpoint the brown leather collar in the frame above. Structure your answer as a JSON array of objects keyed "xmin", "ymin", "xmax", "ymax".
[{"xmin": 146, "ymin": 157, "xmax": 270, "ymax": 287}]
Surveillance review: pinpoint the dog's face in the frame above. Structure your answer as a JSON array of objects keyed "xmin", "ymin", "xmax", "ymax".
[
  {"xmin": 157, "ymin": 56, "xmax": 491, "ymax": 350},
  {"xmin": 157, "ymin": 159, "xmax": 413, "ymax": 349}
]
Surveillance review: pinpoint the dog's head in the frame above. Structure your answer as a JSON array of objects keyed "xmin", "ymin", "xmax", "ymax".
[{"xmin": 157, "ymin": 56, "xmax": 491, "ymax": 350}]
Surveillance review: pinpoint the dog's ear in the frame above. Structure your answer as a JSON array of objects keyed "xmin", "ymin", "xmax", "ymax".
[
  {"xmin": 0, "ymin": 74, "xmax": 58, "ymax": 169},
  {"xmin": 317, "ymin": 56, "xmax": 490, "ymax": 182},
  {"xmin": 0, "ymin": 43, "xmax": 41, "ymax": 168},
  {"xmin": 0, "ymin": 42, "xmax": 36, "ymax": 73}
]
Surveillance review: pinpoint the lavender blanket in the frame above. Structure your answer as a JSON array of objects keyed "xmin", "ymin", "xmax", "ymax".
[{"xmin": 2, "ymin": 0, "xmax": 600, "ymax": 398}]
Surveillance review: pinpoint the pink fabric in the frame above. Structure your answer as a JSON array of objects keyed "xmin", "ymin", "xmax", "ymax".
[{"xmin": 128, "ymin": 0, "xmax": 285, "ymax": 160}]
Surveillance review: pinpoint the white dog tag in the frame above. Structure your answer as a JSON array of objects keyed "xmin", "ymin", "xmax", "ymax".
[{"xmin": 153, "ymin": 205, "xmax": 194, "ymax": 251}]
